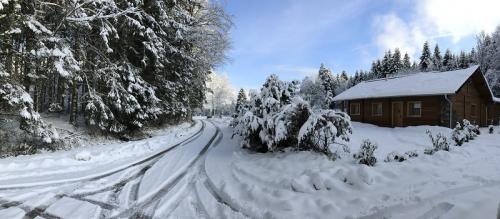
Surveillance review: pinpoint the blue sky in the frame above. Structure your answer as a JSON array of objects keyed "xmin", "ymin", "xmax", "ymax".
[{"xmin": 216, "ymin": 0, "xmax": 500, "ymax": 91}]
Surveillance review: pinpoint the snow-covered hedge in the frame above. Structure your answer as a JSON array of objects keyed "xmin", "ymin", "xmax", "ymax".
[{"xmin": 233, "ymin": 74, "xmax": 352, "ymax": 159}]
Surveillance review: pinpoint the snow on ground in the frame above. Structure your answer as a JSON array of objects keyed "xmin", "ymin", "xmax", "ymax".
[
  {"xmin": 1, "ymin": 118, "xmax": 499, "ymax": 219},
  {"xmin": 0, "ymin": 121, "xmax": 201, "ymax": 188},
  {"xmin": 348, "ymin": 122, "xmax": 452, "ymax": 159},
  {"xmin": 206, "ymin": 120, "xmax": 500, "ymax": 219}
]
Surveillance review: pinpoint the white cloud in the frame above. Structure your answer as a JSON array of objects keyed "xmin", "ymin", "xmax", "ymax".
[
  {"xmin": 373, "ymin": 13, "xmax": 426, "ymax": 58},
  {"xmin": 418, "ymin": 0, "xmax": 500, "ymax": 42},
  {"xmin": 372, "ymin": 0, "xmax": 500, "ymax": 57}
]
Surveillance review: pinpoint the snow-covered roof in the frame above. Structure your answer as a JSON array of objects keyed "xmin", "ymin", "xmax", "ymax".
[{"xmin": 333, "ymin": 65, "xmax": 480, "ymax": 101}]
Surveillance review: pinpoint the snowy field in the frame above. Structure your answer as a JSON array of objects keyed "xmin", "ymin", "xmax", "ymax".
[
  {"xmin": 1, "ymin": 119, "xmax": 500, "ymax": 218},
  {"xmin": 206, "ymin": 120, "xmax": 500, "ymax": 219}
]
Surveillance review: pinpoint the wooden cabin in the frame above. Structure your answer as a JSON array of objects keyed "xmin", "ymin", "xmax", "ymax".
[{"xmin": 333, "ymin": 65, "xmax": 500, "ymax": 128}]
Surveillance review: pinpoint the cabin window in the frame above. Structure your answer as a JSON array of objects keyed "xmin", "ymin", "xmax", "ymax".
[
  {"xmin": 372, "ymin": 103, "xmax": 383, "ymax": 116},
  {"xmin": 407, "ymin": 101, "xmax": 422, "ymax": 117},
  {"xmin": 350, "ymin": 103, "xmax": 360, "ymax": 115},
  {"xmin": 471, "ymin": 104, "xmax": 477, "ymax": 117}
]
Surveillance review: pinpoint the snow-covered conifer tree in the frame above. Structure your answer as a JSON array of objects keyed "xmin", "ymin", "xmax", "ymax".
[
  {"xmin": 419, "ymin": 41, "xmax": 433, "ymax": 71},
  {"xmin": 317, "ymin": 64, "xmax": 337, "ymax": 109},
  {"xmin": 433, "ymin": 45, "xmax": 442, "ymax": 71}
]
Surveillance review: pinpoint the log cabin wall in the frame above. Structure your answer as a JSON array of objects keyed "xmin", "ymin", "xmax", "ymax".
[
  {"xmin": 451, "ymin": 72, "xmax": 492, "ymax": 126},
  {"xmin": 346, "ymin": 96, "xmax": 443, "ymax": 127}
]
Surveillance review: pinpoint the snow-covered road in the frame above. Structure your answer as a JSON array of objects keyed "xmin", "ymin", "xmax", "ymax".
[{"xmin": 0, "ymin": 120, "xmax": 243, "ymax": 219}]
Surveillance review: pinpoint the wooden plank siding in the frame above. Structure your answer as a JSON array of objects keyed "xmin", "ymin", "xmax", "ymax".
[
  {"xmin": 347, "ymin": 96, "xmax": 443, "ymax": 127},
  {"xmin": 450, "ymin": 71, "xmax": 494, "ymax": 127}
]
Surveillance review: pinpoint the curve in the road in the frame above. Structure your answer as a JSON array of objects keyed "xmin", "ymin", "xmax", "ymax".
[
  {"xmin": 0, "ymin": 120, "xmax": 205, "ymax": 219},
  {"xmin": 108, "ymin": 120, "xmax": 221, "ymax": 219}
]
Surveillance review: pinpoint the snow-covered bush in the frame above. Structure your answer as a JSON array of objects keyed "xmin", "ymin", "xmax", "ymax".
[
  {"xmin": 489, "ymin": 125, "xmax": 494, "ymax": 134},
  {"xmin": 353, "ymin": 139, "xmax": 377, "ymax": 166},
  {"xmin": 233, "ymin": 74, "xmax": 352, "ymax": 159},
  {"xmin": 298, "ymin": 110, "xmax": 352, "ymax": 159},
  {"xmin": 462, "ymin": 119, "xmax": 479, "ymax": 140},
  {"xmin": 424, "ymin": 130, "xmax": 450, "ymax": 155},
  {"xmin": 405, "ymin": 150, "xmax": 418, "ymax": 158},
  {"xmin": 451, "ymin": 122, "xmax": 467, "ymax": 146},
  {"xmin": 384, "ymin": 150, "xmax": 418, "ymax": 162},
  {"xmin": 384, "ymin": 151, "xmax": 405, "ymax": 162}
]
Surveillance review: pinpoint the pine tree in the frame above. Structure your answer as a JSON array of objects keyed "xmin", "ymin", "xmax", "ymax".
[
  {"xmin": 393, "ymin": 48, "xmax": 403, "ymax": 73},
  {"xmin": 318, "ymin": 64, "xmax": 337, "ymax": 109},
  {"xmin": 469, "ymin": 48, "xmax": 478, "ymax": 65},
  {"xmin": 235, "ymin": 88, "xmax": 248, "ymax": 115},
  {"xmin": 443, "ymin": 49, "xmax": 454, "ymax": 71},
  {"xmin": 381, "ymin": 50, "xmax": 393, "ymax": 77},
  {"xmin": 419, "ymin": 41, "xmax": 433, "ymax": 71},
  {"xmin": 433, "ymin": 44, "xmax": 442, "ymax": 71},
  {"xmin": 458, "ymin": 51, "xmax": 469, "ymax": 69},
  {"xmin": 403, "ymin": 52, "xmax": 412, "ymax": 72}
]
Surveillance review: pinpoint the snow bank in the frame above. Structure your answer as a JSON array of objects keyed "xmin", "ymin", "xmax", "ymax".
[{"xmin": 75, "ymin": 151, "xmax": 92, "ymax": 161}]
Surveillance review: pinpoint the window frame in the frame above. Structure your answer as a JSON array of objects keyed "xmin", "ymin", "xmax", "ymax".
[
  {"xmin": 371, "ymin": 102, "xmax": 383, "ymax": 116},
  {"xmin": 350, "ymin": 103, "xmax": 360, "ymax": 116},
  {"xmin": 407, "ymin": 101, "xmax": 422, "ymax": 117}
]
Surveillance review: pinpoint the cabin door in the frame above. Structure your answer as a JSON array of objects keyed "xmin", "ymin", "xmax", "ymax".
[{"xmin": 392, "ymin": 102, "xmax": 404, "ymax": 127}]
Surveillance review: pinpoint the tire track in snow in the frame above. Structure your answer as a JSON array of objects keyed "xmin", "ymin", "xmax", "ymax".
[
  {"xmin": 108, "ymin": 120, "xmax": 220, "ymax": 219},
  {"xmin": 196, "ymin": 120, "xmax": 251, "ymax": 219},
  {"xmin": 0, "ymin": 121, "xmax": 204, "ymax": 191},
  {"xmin": 0, "ymin": 121, "xmax": 205, "ymax": 219}
]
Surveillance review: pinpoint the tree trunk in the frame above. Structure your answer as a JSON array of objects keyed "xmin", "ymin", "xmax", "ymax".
[{"xmin": 69, "ymin": 81, "xmax": 78, "ymax": 125}]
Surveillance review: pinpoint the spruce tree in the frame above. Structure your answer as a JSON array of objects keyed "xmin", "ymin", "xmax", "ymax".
[
  {"xmin": 235, "ymin": 88, "xmax": 248, "ymax": 115},
  {"xmin": 458, "ymin": 51, "xmax": 469, "ymax": 69},
  {"xmin": 403, "ymin": 52, "xmax": 412, "ymax": 72},
  {"xmin": 382, "ymin": 50, "xmax": 393, "ymax": 77},
  {"xmin": 433, "ymin": 44, "xmax": 442, "ymax": 71},
  {"xmin": 443, "ymin": 49, "xmax": 454, "ymax": 71},
  {"xmin": 419, "ymin": 41, "xmax": 433, "ymax": 71},
  {"xmin": 318, "ymin": 64, "xmax": 337, "ymax": 109},
  {"xmin": 393, "ymin": 48, "xmax": 403, "ymax": 73}
]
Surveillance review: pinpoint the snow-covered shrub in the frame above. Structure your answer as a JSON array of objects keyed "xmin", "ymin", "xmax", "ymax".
[
  {"xmin": 384, "ymin": 150, "xmax": 418, "ymax": 162},
  {"xmin": 462, "ymin": 119, "xmax": 479, "ymax": 140},
  {"xmin": 451, "ymin": 122, "xmax": 467, "ymax": 146},
  {"xmin": 267, "ymin": 98, "xmax": 312, "ymax": 151},
  {"xmin": 384, "ymin": 151, "xmax": 406, "ymax": 162},
  {"xmin": 298, "ymin": 110, "xmax": 352, "ymax": 159},
  {"xmin": 424, "ymin": 130, "xmax": 450, "ymax": 155},
  {"xmin": 48, "ymin": 103, "xmax": 63, "ymax": 113},
  {"xmin": 489, "ymin": 125, "xmax": 494, "ymax": 134},
  {"xmin": 232, "ymin": 74, "xmax": 353, "ymax": 158},
  {"xmin": 353, "ymin": 139, "xmax": 377, "ymax": 166},
  {"xmin": 405, "ymin": 150, "xmax": 418, "ymax": 158}
]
